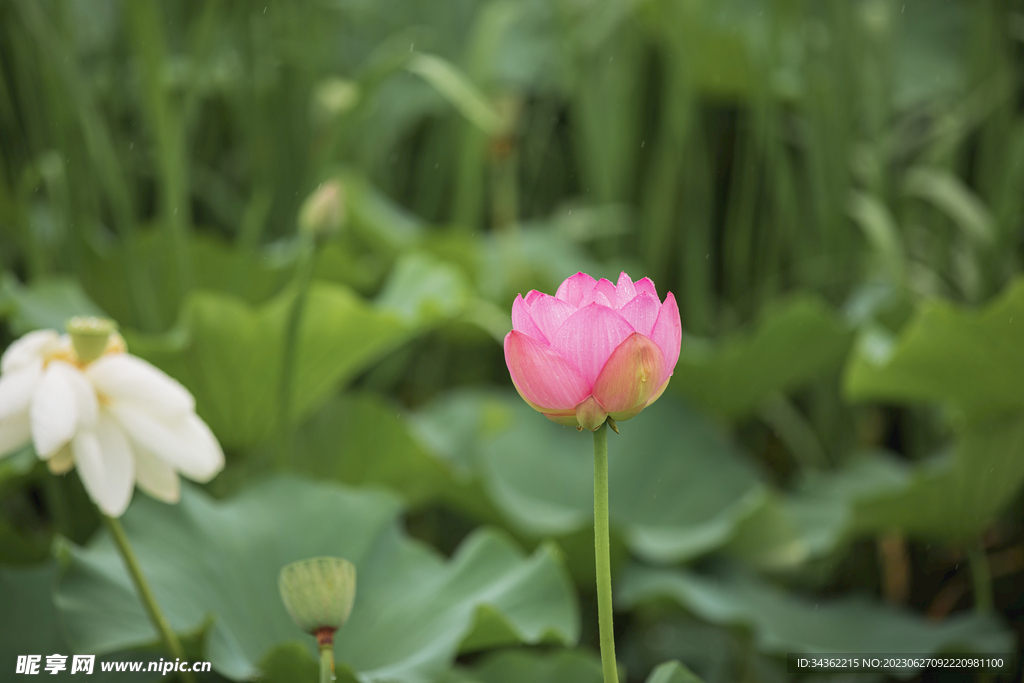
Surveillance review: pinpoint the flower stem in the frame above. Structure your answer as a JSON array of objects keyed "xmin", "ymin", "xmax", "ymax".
[
  {"xmin": 320, "ymin": 643, "xmax": 335, "ymax": 683},
  {"xmin": 967, "ymin": 539, "xmax": 994, "ymax": 614},
  {"xmin": 104, "ymin": 516, "xmax": 196, "ymax": 683},
  {"xmin": 278, "ymin": 232, "xmax": 319, "ymax": 463},
  {"xmin": 592, "ymin": 422, "xmax": 620, "ymax": 683}
]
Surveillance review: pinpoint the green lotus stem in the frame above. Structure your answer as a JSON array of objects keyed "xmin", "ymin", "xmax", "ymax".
[
  {"xmin": 278, "ymin": 232, "xmax": 319, "ymax": 459},
  {"xmin": 967, "ymin": 540, "xmax": 993, "ymax": 614},
  {"xmin": 592, "ymin": 422, "xmax": 619, "ymax": 683},
  {"xmin": 104, "ymin": 516, "xmax": 196, "ymax": 683},
  {"xmin": 320, "ymin": 643, "xmax": 335, "ymax": 683}
]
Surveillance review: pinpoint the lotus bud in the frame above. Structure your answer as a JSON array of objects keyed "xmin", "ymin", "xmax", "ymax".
[
  {"xmin": 66, "ymin": 316, "xmax": 119, "ymax": 364},
  {"xmin": 503, "ymin": 272, "xmax": 681, "ymax": 431},
  {"xmin": 313, "ymin": 78, "xmax": 360, "ymax": 122},
  {"xmin": 299, "ymin": 179, "xmax": 346, "ymax": 241},
  {"xmin": 278, "ymin": 556, "xmax": 356, "ymax": 644}
]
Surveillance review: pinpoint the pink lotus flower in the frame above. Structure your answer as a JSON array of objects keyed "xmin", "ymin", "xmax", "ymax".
[{"xmin": 504, "ymin": 272, "xmax": 681, "ymax": 431}]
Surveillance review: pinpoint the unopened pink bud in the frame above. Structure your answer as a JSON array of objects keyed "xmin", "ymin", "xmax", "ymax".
[{"xmin": 503, "ymin": 272, "xmax": 681, "ymax": 431}]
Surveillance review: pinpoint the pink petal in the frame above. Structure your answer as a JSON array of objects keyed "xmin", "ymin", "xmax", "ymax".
[
  {"xmin": 554, "ymin": 272, "xmax": 597, "ymax": 308},
  {"xmin": 592, "ymin": 333, "xmax": 666, "ymax": 414},
  {"xmin": 634, "ymin": 277, "xmax": 658, "ymax": 299},
  {"xmin": 649, "ymin": 292, "xmax": 682, "ymax": 384},
  {"xmin": 524, "ymin": 290, "xmax": 544, "ymax": 306},
  {"xmin": 504, "ymin": 331, "xmax": 590, "ymax": 410},
  {"xmin": 579, "ymin": 287, "xmax": 613, "ymax": 308},
  {"xmin": 552, "ymin": 304, "xmax": 635, "ymax": 385},
  {"xmin": 529, "ymin": 294, "xmax": 576, "ymax": 343},
  {"xmin": 615, "ymin": 272, "xmax": 637, "ymax": 308},
  {"xmin": 594, "ymin": 278, "xmax": 617, "ymax": 303},
  {"xmin": 511, "ymin": 294, "xmax": 548, "ymax": 343},
  {"xmin": 543, "ymin": 412, "xmax": 581, "ymax": 428},
  {"xmin": 617, "ymin": 293, "xmax": 661, "ymax": 336}
]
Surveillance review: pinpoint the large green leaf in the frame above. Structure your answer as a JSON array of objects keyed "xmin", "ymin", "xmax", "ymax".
[
  {"xmin": 288, "ymin": 393, "xmax": 497, "ymax": 518},
  {"xmin": 842, "ymin": 416, "xmax": 1024, "ymax": 540},
  {"xmin": 341, "ymin": 172, "xmax": 425, "ymax": 254},
  {"xmin": 0, "ymin": 564, "xmax": 166, "ymax": 682},
  {"xmin": 671, "ymin": 297, "xmax": 853, "ymax": 418},
  {"xmin": 440, "ymin": 649, "xmax": 604, "ymax": 683},
  {"xmin": 845, "ymin": 278, "xmax": 1024, "ymax": 417},
  {"xmin": 618, "ymin": 566, "xmax": 1013, "ymax": 659},
  {"xmin": 54, "ymin": 478, "xmax": 578, "ymax": 682},
  {"xmin": 0, "ymin": 564, "xmax": 67, "ymax": 668},
  {"xmin": 0, "ymin": 275, "xmax": 107, "ymax": 335},
  {"xmin": 729, "ymin": 416, "xmax": 1024, "ymax": 557},
  {"xmin": 412, "ymin": 391, "xmax": 764, "ymax": 564},
  {"xmin": 440, "ymin": 649, "xmax": 704, "ymax": 683},
  {"xmin": 375, "ymin": 251, "xmax": 472, "ymax": 326},
  {"xmin": 645, "ymin": 661, "xmax": 705, "ymax": 683},
  {"xmin": 125, "ymin": 282, "xmax": 409, "ymax": 448},
  {"xmin": 81, "ymin": 231, "xmax": 295, "ymax": 331}
]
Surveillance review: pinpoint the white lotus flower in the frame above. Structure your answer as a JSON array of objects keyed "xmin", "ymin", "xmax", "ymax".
[{"xmin": 0, "ymin": 321, "xmax": 224, "ymax": 517}]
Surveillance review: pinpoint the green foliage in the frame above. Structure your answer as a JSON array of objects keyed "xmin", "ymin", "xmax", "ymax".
[
  {"xmin": 413, "ymin": 391, "xmax": 765, "ymax": 564},
  {"xmin": 0, "ymin": 565, "xmax": 67, "ymax": 667},
  {"xmin": 846, "ymin": 278, "xmax": 1024, "ymax": 418},
  {"xmin": 672, "ymin": 296, "xmax": 853, "ymax": 418},
  {"xmin": 3, "ymin": 0, "xmax": 1024, "ymax": 679},
  {"xmin": 1, "ymin": 275, "xmax": 107, "ymax": 335},
  {"xmin": 55, "ymin": 479, "xmax": 578, "ymax": 681},
  {"xmin": 618, "ymin": 565, "xmax": 1013, "ymax": 659},
  {"xmin": 125, "ymin": 283, "xmax": 409, "ymax": 447},
  {"xmin": 844, "ymin": 418, "xmax": 1024, "ymax": 541},
  {"xmin": 443, "ymin": 649, "xmax": 604, "ymax": 683},
  {"xmin": 644, "ymin": 661, "xmax": 705, "ymax": 683},
  {"xmin": 0, "ymin": 564, "xmax": 169, "ymax": 682}
]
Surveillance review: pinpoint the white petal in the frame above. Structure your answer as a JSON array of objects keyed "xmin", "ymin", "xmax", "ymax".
[
  {"xmin": 134, "ymin": 446, "xmax": 180, "ymax": 503},
  {"xmin": 109, "ymin": 404, "xmax": 224, "ymax": 482},
  {"xmin": 73, "ymin": 414, "xmax": 135, "ymax": 517},
  {"xmin": 0, "ymin": 361, "xmax": 42, "ymax": 420},
  {"xmin": 179, "ymin": 414, "xmax": 225, "ymax": 482},
  {"xmin": 1, "ymin": 330, "xmax": 60, "ymax": 373},
  {"xmin": 68, "ymin": 365, "xmax": 98, "ymax": 429},
  {"xmin": 86, "ymin": 355, "xmax": 194, "ymax": 418},
  {"xmin": 31, "ymin": 362, "xmax": 81, "ymax": 458},
  {"xmin": 0, "ymin": 411, "xmax": 30, "ymax": 458}
]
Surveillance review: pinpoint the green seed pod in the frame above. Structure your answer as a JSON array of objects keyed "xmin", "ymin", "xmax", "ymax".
[
  {"xmin": 67, "ymin": 317, "xmax": 118, "ymax": 364},
  {"xmin": 278, "ymin": 556, "xmax": 356, "ymax": 635}
]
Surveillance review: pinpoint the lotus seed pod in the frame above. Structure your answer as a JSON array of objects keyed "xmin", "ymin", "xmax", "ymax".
[
  {"xmin": 67, "ymin": 316, "xmax": 119, "ymax": 364},
  {"xmin": 278, "ymin": 556, "xmax": 356, "ymax": 635}
]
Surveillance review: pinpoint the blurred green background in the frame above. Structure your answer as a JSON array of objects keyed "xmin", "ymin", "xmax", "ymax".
[{"xmin": 1, "ymin": 0, "xmax": 1023, "ymax": 681}]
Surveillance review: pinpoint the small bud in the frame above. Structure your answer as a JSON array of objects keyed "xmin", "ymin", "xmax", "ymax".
[
  {"xmin": 67, "ymin": 317, "xmax": 118, "ymax": 364},
  {"xmin": 313, "ymin": 78, "xmax": 361, "ymax": 122},
  {"xmin": 299, "ymin": 179, "xmax": 346, "ymax": 240},
  {"xmin": 278, "ymin": 556, "xmax": 356, "ymax": 636},
  {"xmin": 574, "ymin": 396, "xmax": 608, "ymax": 432},
  {"xmin": 859, "ymin": 0, "xmax": 891, "ymax": 38}
]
